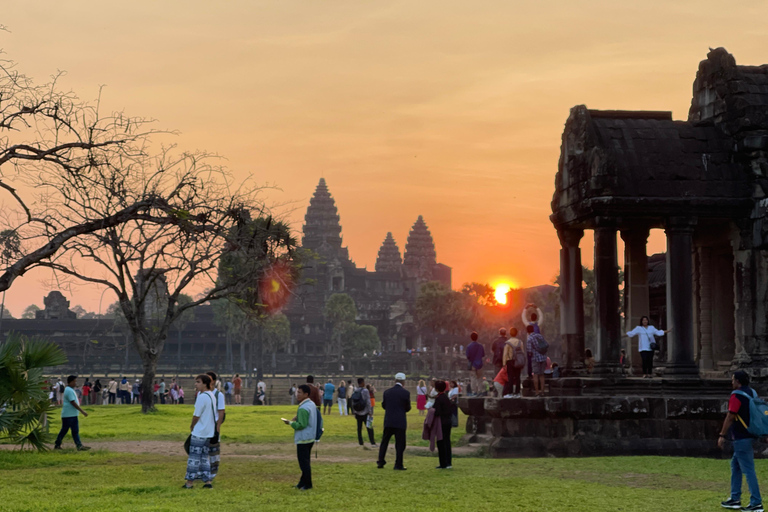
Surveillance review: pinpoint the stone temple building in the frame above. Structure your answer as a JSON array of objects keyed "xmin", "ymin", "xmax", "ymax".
[
  {"xmin": 460, "ymin": 49, "xmax": 768, "ymax": 459},
  {"xmin": 551, "ymin": 48, "xmax": 768, "ymax": 378},
  {"xmin": 285, "ymin": 178, "xmax": 451, "ymax": 355}
]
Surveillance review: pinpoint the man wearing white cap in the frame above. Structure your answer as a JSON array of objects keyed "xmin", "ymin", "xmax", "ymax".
[{"xmin": 377, "ymin": 372, "xmax": 411, "ymax": 470}]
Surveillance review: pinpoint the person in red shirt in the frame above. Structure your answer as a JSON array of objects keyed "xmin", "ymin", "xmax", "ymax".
[
  {"xmin": 492, "ymin": 367, "xmax": 508, "ymax": 397},
  {"xmin": 232, "ymin": 374, "xmax": 242, "ymax": 405},
  {"xmin": 719, "ymin": 371, "xmax": 763, "ymax": 511},
  {"xmin": 81, "ymin": 381, "xmax": 91, "ymax": 406},
  {"xmin": 306, "ymin": 375, "xmax": 322, "ymax": 407}
]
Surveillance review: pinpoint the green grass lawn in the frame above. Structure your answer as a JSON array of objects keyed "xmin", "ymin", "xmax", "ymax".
[
  {"xmin": 65, "ymin": 403, "xmax": 465, "ymax": 447},
  {"xmin": 0, "ymin": 404, "xmax": 758, "ymax": 511}
]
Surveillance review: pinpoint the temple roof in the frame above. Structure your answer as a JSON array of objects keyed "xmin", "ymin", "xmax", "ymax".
[
  {"xmin": 302, "ymin": 178, "xmax": 349, "ymax": 260},
  {"xmin": 404, "ymin": 216, "xmax": 437, "ymax": 281},
  {"xmin": 375, "ymin": 232, "xmax": 402, "ymax": 273}
]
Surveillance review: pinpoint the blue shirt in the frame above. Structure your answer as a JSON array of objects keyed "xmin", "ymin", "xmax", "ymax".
[
  {"xmin": 61, "ymin": 386, "xmax": 80, "ymax": 418},
  {"xmin": 466, "ymin": 341, "xmax": 485, "ymax": 369},
  {"xmin": 323, "ymin": 383, "xmax": 335, "ymax": 400}
]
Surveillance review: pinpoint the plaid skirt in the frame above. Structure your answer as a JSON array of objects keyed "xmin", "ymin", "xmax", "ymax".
[{"xmin": 185, "ymin": 435, "xmax": 213, "ymax": 482}]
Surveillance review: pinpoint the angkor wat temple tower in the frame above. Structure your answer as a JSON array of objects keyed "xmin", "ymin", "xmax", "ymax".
[
  {"xmin": 375, "ymin": 232, "xmax": 402, "ymax": 273},
  {"xmin": 285, "ymin": 179, "xmax": 452, "ymax": 354},
  {"xmin": 301, "ymin": 178, "xmax": 350, "ymax": 262},
  {"xmin": 404, "ymin": 216, "xmax": 452, "ymax": 288}
]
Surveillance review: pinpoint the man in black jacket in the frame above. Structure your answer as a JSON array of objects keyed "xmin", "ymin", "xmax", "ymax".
[{"xmin": 377, "ymin": 372, "xmax": 411, "ymax": 470}]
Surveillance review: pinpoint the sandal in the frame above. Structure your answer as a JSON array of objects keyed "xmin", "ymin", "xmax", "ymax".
[
  {"xmin": 203, "ymin": 483, "xmax": 213, "ymax": 489},
  {"xmin": 182, "ymin": 484, "xmax": 193, "ymax": 489}
]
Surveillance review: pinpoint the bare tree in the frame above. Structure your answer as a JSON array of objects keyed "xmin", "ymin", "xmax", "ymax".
[{"xmin": 0, "ymin": 52, "xmax": 166, "ymax": 292}]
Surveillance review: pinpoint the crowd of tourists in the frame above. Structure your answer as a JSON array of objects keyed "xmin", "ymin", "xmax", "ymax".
[{"xmin": 47, "ymin": 304, "xmax": 765, "ymax": 510}]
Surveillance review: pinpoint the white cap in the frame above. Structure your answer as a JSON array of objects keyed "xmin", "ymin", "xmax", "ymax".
[{"xmin": 395, "ymin": 372, "xmax": 406, "ymax": 381}]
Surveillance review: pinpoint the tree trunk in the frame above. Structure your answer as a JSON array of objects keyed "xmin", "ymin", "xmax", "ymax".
[
  {"xmin": 140, "ymin": 355, "xmax": 157, "ymax": 413},
  {"xmin": 432, "ymin": 333, "xmax": 438, "ymax": 378}
]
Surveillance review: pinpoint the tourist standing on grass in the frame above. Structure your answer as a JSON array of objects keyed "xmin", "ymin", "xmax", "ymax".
[
  {"xmin": 206, "ymin": 371, "xmax": 226, "ymax": 480},
  {"xmin": 416, "ymin": 379, "xmax": 427, "ymax": 416},
  {"xmin": 233, "ymin": 374, "xmax": 242, "ymax": 405},
  {"xmin": 377, "ymin": 372, "xmax": 411, "ymax": 470},
  {"xmin": 159, "ymin": 379, "xmax": 167, "ymax": 404},
  {"xmin": 283, "ymin": 384, "xmax": 317, "ymax": 491},
  {"xmin": 81, "ymin": 380, "xmax": 91, "ymax": 406},
  {"xmin": 178, "ymin": 386, "xmax": 185, "ymax": 404},
  {"xmin": 433, "ymin": 381, "xmax": 452, "ymax": 469},
  {"xmin": 107, "ymin": 378, "xmax": 117, "ymax": 404},
  {"xmin": 526, "ymin": 325, "xmax": 548, "ymax": 397},
  {"xmin": 323, "ymin": 379, "xmax": 335, "ymax": 415},
  {"xmin": 306, "ymin": 375, "xmax": 322, "ymax": 407},
  {"xmin": 224, "ymin": 379, "xmax": 232, "ymax": 405},
  {"xmin": 346, "ymin": 380, "xmax": 354, "ymax": 415},
  {"xmin": 92, "ymin": 379, "xmax": 102, "ymax": 405},
  {"xmin": 465, "ymin": 332, "xmax": 485, "ymax": 396},
  {"xmin": 120, "ymin": 377, "xmax": 131, "ymax": 404},
  {"xmin": 54, "ymin": 375, "xmax": 91, "ymax": 451},
  {"xmin": 367, "ymin": 384, "xmax": 376, "ymax": 408},
  {"xmin": 289, "ymin": 383, "xmax": 297, "ymax": 405},
  {"xmin": 719, "ymin": 371, "xmax": 763, "ymax": 512},
  {"xmin": 132, "ymin": 380, "xmax": 141, "ymax": 404},
  {"xmin": 184, "ymin": 374, "xmax": 217, "ymax": 489},
  {"xmin": 352, "ymin": 377, "xmax": 376, "ymax": 447},
  {"xmin": 626, "ymin": 316, "xmax": 670, "ymax": 379},
  {"xmin": 337, "ymin": 381, "xmax": 347, "ymax": 416}
]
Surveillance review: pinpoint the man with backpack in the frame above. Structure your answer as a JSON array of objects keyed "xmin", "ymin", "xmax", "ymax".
[
  {"xmin": 491, "ymin": 328, "xmax": 508, "ymax": 374},
  {"xmin": 719, "ymin": 371, "xmax": 764, "ymax": 511},
  {"xmin": 351, "ymin": 377, "xmax": 376, "ymax": 447},
  {"xmin": 525, "ymin": 325, "xmax": 548, "ymax": 397},
  {"xmin": 502, "ymin": 327, "xmax": 525, "ymax": 397},
  {"xmin": 283, "ymin": 384, "xmax": 318, "ymax": 491}
]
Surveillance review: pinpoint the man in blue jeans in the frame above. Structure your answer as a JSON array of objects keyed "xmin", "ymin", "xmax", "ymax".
[
  {"xmin": 719, "ymin": 370, "xmax": 762, "ymax": 511},
  {"xmin": 54, "ymin": 375, "xmax": 91, "ymax": 451}
]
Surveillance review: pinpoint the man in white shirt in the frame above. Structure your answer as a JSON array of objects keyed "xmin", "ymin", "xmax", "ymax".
[{"xmin": 206, "ymin": 371, "xmax": 226, "ymax": 479}]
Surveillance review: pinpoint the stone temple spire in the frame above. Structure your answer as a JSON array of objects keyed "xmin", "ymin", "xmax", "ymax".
[
  {"xmin": 375, "ymin": 232, "xmax": 402, "ymax": 273},
  {"xmin": 404, "ymin": 215, "xmax": 437, "ymax": 281},
  {"xmin": 302, "ymin": 178, "xmax": 347, "ymax": 260}
]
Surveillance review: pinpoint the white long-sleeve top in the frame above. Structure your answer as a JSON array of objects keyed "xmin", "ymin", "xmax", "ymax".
[{"xmin": 626, "ymin": 325, "xmax": 665, "ymax": 352}]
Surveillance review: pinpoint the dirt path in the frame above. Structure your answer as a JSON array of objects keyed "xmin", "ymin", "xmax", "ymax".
[{"xmin": 1, "ymin": 439, "xmax": 482, "ymax": 461}]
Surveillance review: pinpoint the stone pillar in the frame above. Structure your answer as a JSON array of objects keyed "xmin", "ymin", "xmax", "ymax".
[
  {"xmin": 664, "ymin": 217, "xmax": 699, "ymax": 376},
  {"xmin": 697, "ymin": 246, "xmax": 714, "ymax": 370},
  {"xmin": 621, "ymin": 227, "xmax": 650, "ymax": 373},
  {"xmin": 594, "ymin": 221, "xmax": 621, "ymax": 371},
  {"xmin": 558, "ymin": 228, "xmax": 585, "ymax": 371}
]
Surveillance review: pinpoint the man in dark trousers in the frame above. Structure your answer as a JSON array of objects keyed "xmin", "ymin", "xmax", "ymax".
[
  {"xmin": 719, "ymin": 371, "xmax": 763, "ymax": 511},
  {"xmin": 490, "ymin": 328, "xmax": 508, "ymax": 375},
  {"xmin": 377, "ymin": 372, "xmax": 411, "ymax": 470}
]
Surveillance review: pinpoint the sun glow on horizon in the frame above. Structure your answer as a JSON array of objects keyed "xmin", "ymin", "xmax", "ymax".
[{"xmin": 494, "ymin": 283, "xmax": 511, "ymax": 305}]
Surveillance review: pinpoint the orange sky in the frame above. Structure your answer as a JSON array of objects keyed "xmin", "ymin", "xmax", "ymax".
[{"xmin": 1, "ymin": 1, "xmax": 767, "ymax": 316}]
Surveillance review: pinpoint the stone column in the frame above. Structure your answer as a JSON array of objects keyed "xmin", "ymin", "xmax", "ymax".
[
  {"xmin": 664, "ymin": 217, "xmax": 699, "ymax": 376},
  {"xmin": 594, "ymin": 221, "xmax": 621, "ymax": 371},
  {"xmin": 697, "ymin": 246, "xmax": 714, "ymax": 370},
  {"xmin": 558, "ymin": 228, "xmax": 585, "ymax": 371},
  {"xmin": 621, "ymin": 227, "xmax": 650, "ymax": 373}
]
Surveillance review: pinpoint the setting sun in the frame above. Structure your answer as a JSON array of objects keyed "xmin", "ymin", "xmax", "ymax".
[{"xmin": 494, "ymin": 283, "xmax": 511, "ymax": 305}]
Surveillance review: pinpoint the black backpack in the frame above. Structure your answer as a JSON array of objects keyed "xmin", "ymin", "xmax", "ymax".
[
  {"xmin": 338, "ymin": 386, "xmax": 346, "ymax": 398},
  {"xmin": 493, "ymin": 340, "xmax": 505, "ymax": 366},
  {"xmin": 58, "ymin": 383, "xmax": 65, "ymax": 393},
  {"xmin": 351, "ymin": 388, "xmax": 366, "ymax": 411}
]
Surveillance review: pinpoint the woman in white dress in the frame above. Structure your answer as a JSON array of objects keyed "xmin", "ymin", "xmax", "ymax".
[{"xmin": 626, "ymin": 316, "xmax": 671, "ymax": 378}]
